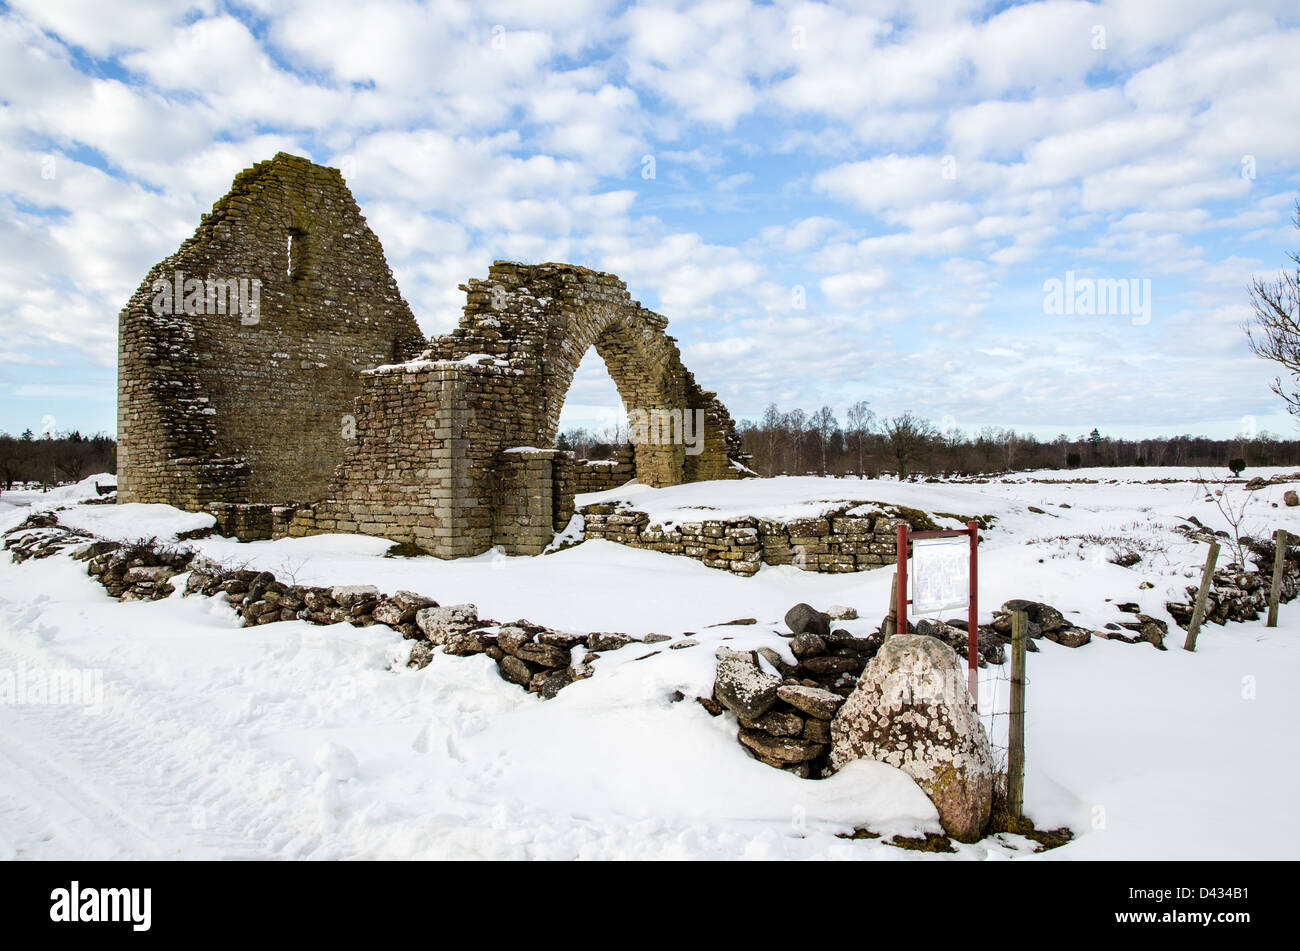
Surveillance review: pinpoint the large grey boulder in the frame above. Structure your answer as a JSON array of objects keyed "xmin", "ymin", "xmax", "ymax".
[
  {"xmin": 784, "ymin": 602, "xmax": 830, "ymax": 638},
  {"xmin": 829, "ymin": 634, "xmax": 994, "ymax": 843}
]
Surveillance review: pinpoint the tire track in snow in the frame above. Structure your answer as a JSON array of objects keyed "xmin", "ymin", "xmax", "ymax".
[{"xmin": 0, "ymin": 639, "xmax": 279, "ymax": 859}]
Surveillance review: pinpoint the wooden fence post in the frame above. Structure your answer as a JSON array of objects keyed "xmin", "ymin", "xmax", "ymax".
[
  {"xmin": 1183, "ymin": 540, "xmax": 1220, "ymax": 652},
  {"xmin": 1007, "ymin": 609, "xmax": 1027, "ymax": 821},
  {"xmin": 1268, "ymin": 529, "xmax": 1288, "ymax": 628},
  {"xmin": 884, "ymin": 573, "xmax": 898, "ymax": 638}
]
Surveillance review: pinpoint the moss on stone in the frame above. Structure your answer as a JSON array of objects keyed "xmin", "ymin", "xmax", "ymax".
[
  {"xmin": 887, "ymin": 832, "xmax": 958, "ymax": 852},
  {"xmin": 986, "ymin": 785, "xmax": 1075, "ymax": 852}
]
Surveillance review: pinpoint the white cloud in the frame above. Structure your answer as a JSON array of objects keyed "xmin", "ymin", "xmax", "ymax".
[
  {"xmin": 813, "ymin": 154, "xmax": 959, "ymax": 214},
  {"xmin": 2, "ymin": 0, "xmax": 1299, "ymax": 437}
]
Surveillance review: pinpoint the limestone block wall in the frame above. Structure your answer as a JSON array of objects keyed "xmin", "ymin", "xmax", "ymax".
[
  {"xmin": 285, "ymin": 360, "xmax": 489, "ymax": 554},
  {"xmin": 551, "ymin": 453, "xmax": 576, "ymax": 531},
  {"xmin": 573, "ymin": 445, "xmax": 636, "ymax": 494},
  {"xmin": 208, "ymin": 503, "xmax": 277, "ymax": 541},
  {"xmin": 282, "ymin": 358, "xmax": 574, "ymax": 556},
  {"xmin": 579, "ymin": 505, "xmax": 931, "ymax": 576},
  {"xmin": 494, "ymin": 449, "xmax": 568, "ymax": 555},
  {"xmin": 117, "ymin": 153, "xmax": 425, "ymax": 508}
]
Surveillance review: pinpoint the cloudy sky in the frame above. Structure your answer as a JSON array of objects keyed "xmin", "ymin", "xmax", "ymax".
[{"xmin": 2, "ymin": 0, "xmax": 1298, "ymax": 442}]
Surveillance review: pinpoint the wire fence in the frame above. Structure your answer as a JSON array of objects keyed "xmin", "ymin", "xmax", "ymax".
[
  {"xmin": 915, "ymin": 610, "xmax": 1021, "ymax": 777},
  {"xmin": 980, "ymin": 655, "xmax": 1017, "ymax": 777}
]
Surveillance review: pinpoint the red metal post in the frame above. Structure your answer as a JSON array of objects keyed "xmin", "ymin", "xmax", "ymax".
[
  {"xmin": 895, "ymin": 522, "xmax": 908, "ymax": 636},
  {"xmin": 967, "ymin": 520, "xmax": 979, "ymax": 711}
]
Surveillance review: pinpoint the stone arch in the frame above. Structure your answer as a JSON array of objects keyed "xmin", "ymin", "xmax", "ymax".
[
  {"xmin": 297, "ymin": 261, "xmax": 748, "ymax": 557},
  {"xmin": 533, "ymin": 303, "xmax": 688, "ymax": 489},
  {"xmin": 425, "ymin": 261, "xmax": 742, "ymax": 489}
]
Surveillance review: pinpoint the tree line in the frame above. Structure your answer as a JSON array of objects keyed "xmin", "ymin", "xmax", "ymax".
[
  {"xmin": 560, "ymin": 402, "xmax": 1300, "ymax": 479},
  {"xmin": 0, "ymin": 431, "xmax": 117, "ymax": 490},
  {"xmin": 4, "ymin": 416, "xmax": 1292, "ymax": 493},
  {"xmin": 732, "ymin": 405, "xmax": 1300, "ymax": 478}
]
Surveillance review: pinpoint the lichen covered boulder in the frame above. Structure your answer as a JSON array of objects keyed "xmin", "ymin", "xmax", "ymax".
[{"xmin": 828, "ymin": 634, "xmax": 994, "ymax": 842}]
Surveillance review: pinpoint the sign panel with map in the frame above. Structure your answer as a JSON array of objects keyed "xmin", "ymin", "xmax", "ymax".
[{"xmin": 910, "ymin": 535, "xmax": 969, "ymax": 614}]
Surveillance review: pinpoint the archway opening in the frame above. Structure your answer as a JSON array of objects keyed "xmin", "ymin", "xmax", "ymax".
[{"xmin": 555, "ymin": 347, "xmax": 632, "ymax": 465}]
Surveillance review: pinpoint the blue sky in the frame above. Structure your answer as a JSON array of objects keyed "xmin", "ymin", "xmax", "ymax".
[{"xmin": 1, "ymin": 0, "xmax": 1299, "ymax": 443}]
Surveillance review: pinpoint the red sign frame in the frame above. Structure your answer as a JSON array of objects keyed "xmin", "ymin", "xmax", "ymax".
[{"xmin": 895, "ymin": 521, "xmax": 980, "ymax": 710}]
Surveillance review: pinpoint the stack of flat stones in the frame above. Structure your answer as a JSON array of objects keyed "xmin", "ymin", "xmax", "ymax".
[
  {"xmin": 184, "ymin": 570, "xmax": 435, "ymax": 631},
  {"xmin": 4, "ymin": 514, "xmax": 94, "ymax": 564},
  {"xmin": 705, "ymin": 603, "xmax": 880, "ymax": 778},
  {"xmin": 0, "ymin": 512, "xmax": 194, "ymax": 602},
  {"xmin": 1166, "ymin": 540, "xmax": 1300, "ymax": 629},
  {"xmin": 407, "ymin": 606, "xmax": 598, "ymax": 700},
  {"xmin": 87, "ymin": 543, "xmax": 191, "ymax": 601},
  {"xmin": 573, "ymin": 446, "xmax": 636, "ymax": 493}
]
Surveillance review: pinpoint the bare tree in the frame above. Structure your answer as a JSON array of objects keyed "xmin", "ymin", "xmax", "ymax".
[
  {"xmin": 811, "ymin": 405, "xmax": 838, "ymax": 475},
  {"xmin": 760, "ymin": 402, "xmax": 783, "ymax": 475},
  {"xmin": 1245, "ymin": 198, "xmax": 1300, "ymax": 418},
  {"xmin": 884, "ymin": 412, "xmax": 937, "ymax": 480},
  {"xmin": 846, "ymin": 400, "xmax": 874, "ymax": 477},
  {"xmin": 976, "ymin": 425, "xmax": 1000, "ymax": 472},
  {"xmin": 1196, "ymin": 470, "xmax": 1256, "ymax": 569},
  {"xmin": 785, "ymin": 408, "xmax": 808, "ymax": 474},
  {"xmin": 998, "ymin": 427, "xmax": 1021, "ymax": 471},
  {"xmin": 939, "ymin": 423, "xmax": 967, "ymax": 474}
]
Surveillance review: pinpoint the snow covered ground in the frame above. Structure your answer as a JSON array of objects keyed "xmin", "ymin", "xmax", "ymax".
[{"xmin": 1, "ymin": 468, "xmax": 1298, "ymax": 860}]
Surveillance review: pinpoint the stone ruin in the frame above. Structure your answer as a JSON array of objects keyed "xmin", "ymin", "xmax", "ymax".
[{"xmin": 117, "ymin": 152, "xmax": 747, "ymax": 557}]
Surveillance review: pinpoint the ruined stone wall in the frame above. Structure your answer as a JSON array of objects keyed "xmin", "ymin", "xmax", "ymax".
[
  {"xmin": 573, "ymin": 445, "xmax": 636, "ymax": 494},
  {"xmin": 424, "ymin": 262, "xmax": 746, "ymax": 488},
  {"xmin": 120, "ymin": 155, "xmax": 748, "ymax": 559},
  {"xmin": 292, "ymin": 261, "xmax": 747, "ymax": 558},
  {"xmin": 286, "ymin": 360, "xmax": 487, "ymax": 555},
  {"xmin": 579, "ymin": 505, "xmax": 927, "ymax": 576},
  {"xmin": 118, "ymin": 152, "xmax": 425, "ymax": 507}
]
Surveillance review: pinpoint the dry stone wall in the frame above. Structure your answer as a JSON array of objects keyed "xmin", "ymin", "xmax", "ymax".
[
  {"xmin": 580, "ymin": 503, "xmax": 939, "ymax": 575},
  {"xmin": 1166, "ymin": 536, "xmax": 1300, "ymax": 628}
]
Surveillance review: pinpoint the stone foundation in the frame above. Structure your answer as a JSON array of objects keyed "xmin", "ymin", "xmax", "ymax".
[{"xmin": 579, "ymin": 503, "xmax": 942, "ymax": 575}]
